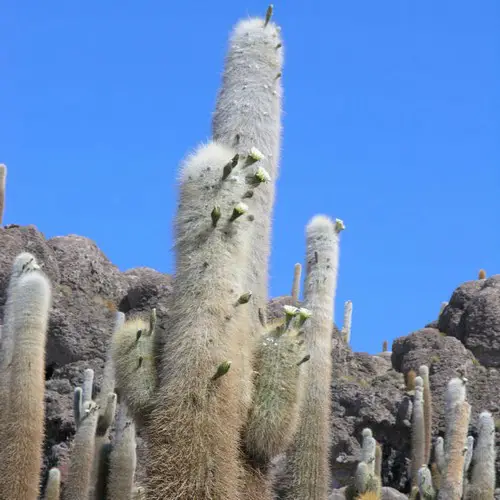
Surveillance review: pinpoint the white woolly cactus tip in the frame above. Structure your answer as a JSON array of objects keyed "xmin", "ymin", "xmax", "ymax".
[
  {"xmin": 235, "ymin": 202, "xmax": 248, "ymax": 214},
  {"xmin": 362, "ymin": 428, "xmax": 373, "ymax": 438},
  {"xmin": 13, "ymin": 252, "xmax": 40, "ymax": 276},
  {"xmin": 335, "ymin": 218, "xmax": 345, "ymax": 232},
  {"xmin": 415, "ymin": 376, "xmax": 424, "ymax": 388},
  {"xmin": 297, "ymin": 307, "xmax": 312, "ymax": 319}
]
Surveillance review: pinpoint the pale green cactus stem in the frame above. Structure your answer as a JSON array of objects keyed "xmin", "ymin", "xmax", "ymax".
[
  {"xmin": 411, "ymin": 376, "xmax": 426, "ymax": 486},
  {"xmin": 467, "ymin": 411, "xmax": 496, "ymax": 499},
  {"xmin": 244, "ymin": 307, "xmax": 309, "ymax": 464},
  {"xmin": 281, "ymin": 215, "xmax": 342, "ymax": 499},
  {"xmin": 341, "ymin": 300, "xmax": 353, "ymax": 343},
  {"xmin": 111, "ymin": 309, "xmax": 159, "ymax": 428},
  {"xmin": 44, "ymin": 467, "xmax": 61, "ymax": 500},
  {"xmin": 418, "ymin": 465, "xmax": 436, "ymax": 500},
  {"xmin": 0, "ymin": 267, "xmax": 52, "ymax": 500}
]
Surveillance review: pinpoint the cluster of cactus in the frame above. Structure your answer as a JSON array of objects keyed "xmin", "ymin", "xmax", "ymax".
[
  {"xmin": 0, "ymin": 5, "xmax": 350, "ymax": 500},
  {"xmin": 406, "ymin": 368, "xmax": 497, "ymax": 499}
]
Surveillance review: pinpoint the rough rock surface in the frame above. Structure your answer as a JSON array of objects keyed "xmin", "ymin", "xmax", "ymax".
[
  {"xmin": 2, "ymin": 225, "xmax": 500, "ymax": 496},
  {"xmin": 439, "ymin": 275, "xmax": 500, "ymax": 367}
]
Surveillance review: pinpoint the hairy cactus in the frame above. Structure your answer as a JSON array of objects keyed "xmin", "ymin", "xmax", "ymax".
[
  {"xmin": 244, "ymin": 306, "xmax": 309, "ymax": 463},
  {"xmin": 212, "ymin": 8, "xmax": 283, "ymax": 341},
  {"xmin": 467, "ymin": 411, "xmax": 496, "ymax": 499},
  {"xmin": 411, "ymin": 376, "xmax": 426, "ymax": 486},
  {"xmin": 0, "ymin": 265, "xmax": 52, "ymax": 500},
  {"xmin": 44, "ymin": 468, "xmax": 61, "ymax": 500},
  {"xmin": 419, "ymin": 365, "xmax": 433, "ymax": 464},
  {"xmin": 438, "ymin": 378, "xmax": 471, "ymax": 500},
  {"xmin": 291, "ymin": 263, "xmax": 302, "ymax": 302},
  {"xmin": 341, "ymin": 300, "xmax": 353, "ymax": 343},
  {"xmin": 145, "ymin": 141, "xmax": 256, "ymax": 499},
  {"xmin": 478, "ymin": 269, "xmax": 486, "ymax": 279},
  {"xmin": 65, "ymin": 369, "xmax": 104, "ymax": 500},
  {"xmin": 112, "ymin": 310, "xmax": 158, "ymax": 426},
  {"xmin": 107, "ymin": 405, "xmax": 137, "ymax": 500},
  {"xmin": 280, "ymin": 216, "xmax": 343, "ymax": 499},
  {"xmin": 418, "ymin": 465, "xmax": 436, "ymax": 499}
]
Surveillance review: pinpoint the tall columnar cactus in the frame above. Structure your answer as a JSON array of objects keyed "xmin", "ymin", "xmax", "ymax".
[
  {"xmin": 467, "ymin": 411, "xmax": 496, "ymax": 499},
  {"xmin": 341, "ymin": 299, "xmax": 353, "ymax": 343},
  {"xmin": 0, "ymin": 252, "xmax": 41, "ymax": 448},
  {"xmin": 145, "ymin": 141, "xmax": 258, "ymax": 499},
  {"xmin": 438, "ymin": 377, "xmax": 471, "ymax": 500},
  {"xmin": 212, "ymin": 6, "xmax": 283, "ymax": 339},
  {"xmin": 280, "ymin": 216, "xmax": 343, "ymax": 499},
  {"xmin": 419, "ymin": 365, "xmax": 433, "ymax": 464},
  {"xmin": 291, "ymin": 263, "xmax": 302, "ymax": 302},
  {"xmin": 462, "ymin": 435, "xmax": 474, "ymax": 498},
  {"xmin": 0, "ymin": 263, "xmax": 52, "ymax": 500},
  {"xmin": 106, "ymin": 405, "xmax": 137, "ymax": 500},
  {"xmin": 0, "ymin": 163, "xmax": 6, "ymax": 225},
  {"xmin": 65, "ymin": 368, "xmax": 117, "ymax": 500},
  {"xmin": 411, "ymin": 376, "xmax": 426, "ymax": 486}
]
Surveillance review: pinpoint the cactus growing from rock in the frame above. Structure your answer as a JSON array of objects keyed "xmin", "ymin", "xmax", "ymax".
[
  {"xmin": 280, "ymin": 216, "xmax": 343, "ymax": 499},
  {"xmin": 0, "ymin": 263, "xmax": 52, "ymax": 500},
  {"xmin": 419, "ymin": 365, "xmax": 433, "ymax": 464},
  {"xmin": 467, "ymin": 411, "xmax": 496, "ymax": 499},
  {"xmin": 411, "ymin": 376, "xmax": 426, "ymax": 486},
  {"xmin": 291, "ymin": 263, "xmax": 302, "ymax": 302},
  {"xmin": 44, "ymin": 468, "xmax": 61, "ymax": 500},
  {"xmin": 341, "ymin": 299, "xmax": 353, "ymax": 343}
]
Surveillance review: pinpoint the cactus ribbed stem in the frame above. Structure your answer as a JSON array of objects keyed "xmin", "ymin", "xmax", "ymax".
[
  {"xmin": 281, "ymin": 215, "xmax": 342, "ymax": 499},
  {"xmin": 0, "ymin": 270, "xmax": 52, "ymax": 500}
]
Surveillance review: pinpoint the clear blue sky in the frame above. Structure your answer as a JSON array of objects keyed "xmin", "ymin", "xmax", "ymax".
[{"xmin": 1, "ymin": 1, "xmax": 499, "ymax": 354}]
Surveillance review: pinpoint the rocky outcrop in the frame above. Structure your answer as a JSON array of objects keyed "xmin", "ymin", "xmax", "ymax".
[{"xmin": 439, "ymin": 275, "xmax": 500, "ymax": 367}]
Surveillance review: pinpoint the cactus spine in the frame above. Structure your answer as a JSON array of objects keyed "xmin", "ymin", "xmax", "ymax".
[
  {"xmin": 280, "ymin": 216, "xmax": 343, "ymax": 499},
  {"xmin": 467, "ymin": 411, "xmax": 496, "ymax": 499},
  {"xmin": 341, "ymin": 299, "xmax": 353, "ymax": 343},
  {"xmin": 419, "ymin": 365, "xmax": 433, "ymax": 464},
  {"xmin": 0, "ymin": 266, "xmax": 52, "ymax": 500}
]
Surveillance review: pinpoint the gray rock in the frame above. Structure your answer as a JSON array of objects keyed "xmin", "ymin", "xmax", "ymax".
[{"xmin": 439, "ymin": 275, "xmax": 500, "ymax": 367}]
